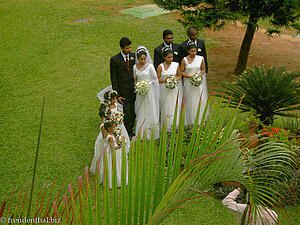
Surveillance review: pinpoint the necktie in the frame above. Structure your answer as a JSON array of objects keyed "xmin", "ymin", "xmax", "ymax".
[{"xmin": 126, "ymin": 56, "xmax": 129, "ymax": 70}]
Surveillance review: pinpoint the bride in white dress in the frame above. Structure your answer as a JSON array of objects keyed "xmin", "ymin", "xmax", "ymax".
[
  {"xmin": 180, "ymin": 41, "xmax": 209, "ymax": 126},
  {"xmin": 157, "ymin": 47, "xmax": 182, "ymax": 131},
  {"xmin": 133, "ymin": 46, "xmax": 160, "ymax": 139}
]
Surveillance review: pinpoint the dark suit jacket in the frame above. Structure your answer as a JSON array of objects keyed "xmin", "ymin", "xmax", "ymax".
[
  {"xmin": 179, "ymin": 39, "xmax": 208, "ymax": 73},
  {"xmin": 154, "ymin": 43, "xmax": 180, "ymax": 70},
  {"xmin": 110, "ymin": 52, "xmax": 136, "ymax": 100}
]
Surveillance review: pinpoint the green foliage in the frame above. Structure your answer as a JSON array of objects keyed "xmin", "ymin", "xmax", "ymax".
[
  {"xmin": 252, "ymin": 144, "xmax": 300, "ymax": 206},
  {"xmin": 154, "ymin": 0, "xmax": 300, "ymax": 74},
  {"xmin": 1, "ymin": 95, "xmax": 297, "ymax": 224},
  {"xmin": 260, "ymin": 126, "xmax": 296, "ymax": 147},
  {"xmin": 220, "ymin": 65, "xmax": 300, "ymax": 126},
  {"xmin": 154, "ymin": 0, "xmax": 300, "ymax": 32}
]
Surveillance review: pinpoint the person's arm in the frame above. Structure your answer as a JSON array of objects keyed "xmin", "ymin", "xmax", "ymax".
[
  {"xmin": 180, "ymin": 58, "xmax": 191, "ymax": 78},
  {"xmin": 154, "ymin": 47, "xmax": 160, "ymax": 71},
  {"xmin": 149, "ymin": 64, "xmax": 159, "ymax": 84},
  {"xmin": 200, "ymin": 59, "xmax": 205, "ymax": 75},
  {"xmin": 101, "ymin": 125, "xmax": 106, "ymax": 137},
  {"xmin": 110, "ymin": 57, "xmax": 125, "ymax": 104},
  {"xmin": 222, "ymin": 189, "xmax": 247, "ymax": 214},
  {"xmin": 157, "ymin": 64, "xmax": 166, "ymax": 83},
  {"xmin": 110, "ymin": 57, "xmax": 120, "ymax": 94},
  {"xmin": 201, "ymin": 40, "xmax": 208, "ymax": 73},
  {"xmin": 108, "ymin": 136, "xmax": 121, "ymax": 150},
  {"xmin": 176, "ymin": 64, "xmax": 181, "ymax": 80}
]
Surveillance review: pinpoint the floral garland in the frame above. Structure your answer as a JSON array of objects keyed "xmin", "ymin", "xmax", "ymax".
[
  {"xmin": 135, "ymin": 80, "xmax": 150, "ymax": 96},
  {"xmin": 99, "ymin": 101, "xmax": 111, "ymax": 117},
  {"xmin": 111, "ymin": 111, "xmax": 124, "ymax": 125},
  {"xmin": 113, "ymin": 127, "xmax": 124, "ymax": 146},
  {"xmin": 165, "ymin": 75, "xmax": 178, "ymax": 89},
  {"xmin": 190, "ymin": 73, "xmax": 203, "ymax": 86},
  {"xmin": 108, "ymin": 90, "xmax": 118, "ymax": 100}
]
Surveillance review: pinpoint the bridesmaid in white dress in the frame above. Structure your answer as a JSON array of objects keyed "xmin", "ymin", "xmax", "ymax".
[
  {"xmin": 157, "ymin": 47, "xmax": 182, "ymax": 131},
  {"xmin": 90, "ymin": 104, "xmax": 111, "ymax": 183},
  {"xmin": 180, "ymin": 41, "xmax": 209, "ymax": 126},
  {"xmin": 103, "ymin": 120, "xmax": 128, "ymax": 189},
  {"xmin": 104, "ymin": 91, "xmax": 130, "ymax": 153},
  {"xmin": 133, "ymin": 46, "xmax": 160, "ymax": 139}
]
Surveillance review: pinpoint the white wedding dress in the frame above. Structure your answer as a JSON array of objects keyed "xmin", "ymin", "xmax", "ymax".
[
  {"xmin": 134, "ymin": 63, "xmax": 160, "ymax": 139},
  {"xmin": 111, "ymin": 103, "xmax": 130, "ymax": 153},
  {"xmin": 159, "ymin": 62, "xmax": 182, "ymax": 131},
  {"xmin": 104, "ymin": 134, "xmax": 128, "ymax": 189},
  {"xmin": 183, "ymin": 55, "xmax": 209, "ymax": 126},
  {"xmin": 90, "ymin": 124, "xmax": 107, "ymax": 183}
]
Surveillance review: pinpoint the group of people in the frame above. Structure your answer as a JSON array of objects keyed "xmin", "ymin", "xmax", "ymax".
[
  {"xmin": 89, "ymin": 28, "xmax": 279, "ymax": 224},
  {"xmin": 110, "ymin": 27, "xmax": 209, "ymax": 140},
  {"xmin": 90, "ymin": 27, "xmax": 209, "ymax": 188}
]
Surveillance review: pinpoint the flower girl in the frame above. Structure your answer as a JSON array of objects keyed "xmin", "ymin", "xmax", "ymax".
[
  {"xmin": 90, "ymin": 103, "xmax": 111, "ymax": 183},
  {"xmin": 103, "ymin": 119, "xmax": 128, "ymax": 188},
  {"xmin": 104, "ymin": 90, "xmax": 130, "ymax": 153}
]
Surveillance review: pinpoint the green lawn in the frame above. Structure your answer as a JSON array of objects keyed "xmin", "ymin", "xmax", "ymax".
[{"xmin": 0, "ymin": 0, "xmax": 298, "ymax": 224}]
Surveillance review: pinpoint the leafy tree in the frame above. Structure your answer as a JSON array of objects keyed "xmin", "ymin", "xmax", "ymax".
[{"xmin": 154, "ymin": 0, "xmax": 300, "ymax": 74}]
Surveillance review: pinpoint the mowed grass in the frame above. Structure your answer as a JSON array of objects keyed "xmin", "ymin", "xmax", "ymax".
[{"xmin": 0, "ymin": 0, "xmax": 299, "ymax": 224}]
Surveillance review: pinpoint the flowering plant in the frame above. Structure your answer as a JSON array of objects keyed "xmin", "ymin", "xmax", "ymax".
[
  {"xmin": 260, "ymin": 126, "xmax": 296, "ymax": 146},
  {"xmin": 135, "ymin": 80, "xmax": 150, "ymax": 96},
  {"xmin": 190, "ymin": 73, "xmax": 203, "ymax": 86},
  {"xmin": 111, "ymin": 111, "xmax": 124, "ymax": 125},
  {"xmin": 165, "ymin": 75, "xmax": 178, "ymax": 89}
]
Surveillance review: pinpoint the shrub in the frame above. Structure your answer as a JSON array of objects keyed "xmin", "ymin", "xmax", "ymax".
[{"xmin": 220, "ymin": 65, "xmax": 300, "ymax": 126}]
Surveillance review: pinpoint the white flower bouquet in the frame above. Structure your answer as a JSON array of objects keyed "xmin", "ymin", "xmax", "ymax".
[
  {"xmin": 165, "ymin": 75, "xmax": 178, "ymax": 89},
  {"xmin": 135, "ymin": 80, "xmax": 150, "ymax": 96},
  {"xmin": 190, "ymin": 73, "xmax": 203, "ymax": 86},
  {"xmin": 111, "ymin": 111, "xmax": 124, "ymax": 125}
]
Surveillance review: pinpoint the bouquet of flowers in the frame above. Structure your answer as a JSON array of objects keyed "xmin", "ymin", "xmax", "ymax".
[
  {"xmin": 111, "ymin": 111, "xmax": 124, "ymax": 125},
  {"xmin": 190, "ymin": 73, "xmax": 203, "ymax": 86},
  {"xmin": 113, "ymin": 127, "xmax": 123, "ymax": 146},
  {"xmin": 165, "ymin": 75, "xmax": 178, "ymax": 89},
  {"xmin": 135, "ymin": 80, "xmax": 150, "ymax": 96}
]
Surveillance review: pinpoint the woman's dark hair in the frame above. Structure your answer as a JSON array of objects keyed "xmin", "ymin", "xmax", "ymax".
[
  {"xmin": 119, "ymin": 37, "xmax": 131, "ymax": 48},
  {"xmin": 163, "ymin": 29, "xmax": 173, "ymax": 38},
  {"xmin": 104, "ymin": 90, "xmax": 118, "ymax": 101},
  {"xmin": 104, "ymin": 120, "xmax": 116, "ymax": 131},
  {"xmin": 99, "ymin": 104, "xmax": 111, "ymax": 118},
  {"xmin": 162, "ymin": 47, "xmax": 173, "ymax": 58},
  {"xmin": 137, "ymin": 49, "xmax": 147, "ymax": 59},
  {"xmin": 187, "ymin": 41, "xmax": 197, "ymax": 51}
]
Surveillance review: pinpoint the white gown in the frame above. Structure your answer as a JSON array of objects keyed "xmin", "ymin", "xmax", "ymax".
[
  {"xmin": 183, "ymin": 55, "xmax": 209, "ymax": 126},
  {"xmin": 111, "ymin": 103, "xmax": 130, "ymax": 153},
  {"xmin": 159, "ymin": 62, "xmax": 183, "ymax": 131},
  {"xmin": 104, "ymin": 134, "xmax": 128, "ymax": 189},
  {"xmin": 90, "ymin": 124, "xmax": 107, "ymax": 183},
  {"xmin": 133, "ymin": 63, "xmax": 160, "ymax": 140}
]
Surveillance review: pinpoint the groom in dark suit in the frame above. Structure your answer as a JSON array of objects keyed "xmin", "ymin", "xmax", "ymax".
[
  {"xmin": 179, "ymin": 27, "xmax": 208, "ymax": 73},
  {"xmin": 110, "ymin": 37, "xmax": 136, "ymax": 138},
  {"xmin": 154, "ymin": 30, "xmax": 181, "ymax": 70}
]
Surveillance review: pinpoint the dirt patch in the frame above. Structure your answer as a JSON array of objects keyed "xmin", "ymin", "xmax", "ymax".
[{"xmin": 205, "ymin": 24, "xmax": 300, "ymax": 91}]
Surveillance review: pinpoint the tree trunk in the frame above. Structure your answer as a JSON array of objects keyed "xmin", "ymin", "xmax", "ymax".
[{"xmin": 234, "ymin": 19, "xmax": 257, "ymax": 75}]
